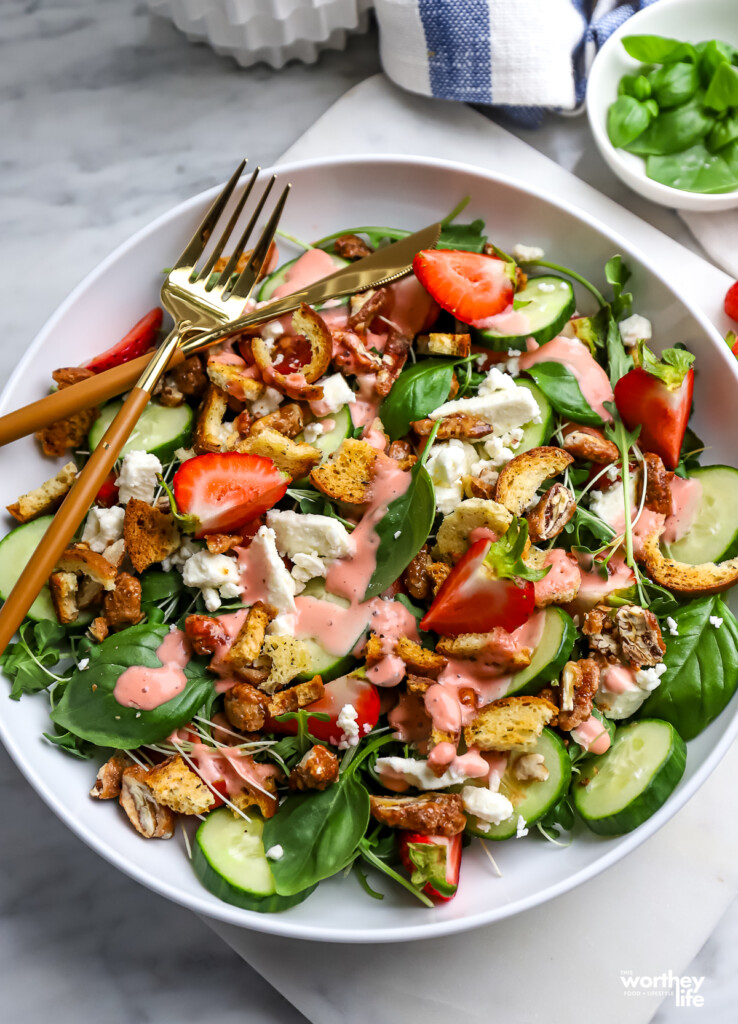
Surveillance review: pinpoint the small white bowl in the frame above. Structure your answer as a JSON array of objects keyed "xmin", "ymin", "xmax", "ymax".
[{"xmin": 587, "ymin": 0, "xmax": 738, "ymax": 212}]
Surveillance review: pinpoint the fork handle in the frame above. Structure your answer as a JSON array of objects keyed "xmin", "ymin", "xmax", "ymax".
[
  {"xmin": 0, "ymin": 385, "xmax": 153, "ymax": 657},
  {"xmin": 0, "ymin": 348, "xmax": 186, "ymax": 448}
]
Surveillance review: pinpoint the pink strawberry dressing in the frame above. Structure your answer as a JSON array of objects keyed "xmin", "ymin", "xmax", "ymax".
[
  {"xmin": 518, "ymin": 336, "xmax": 614, "ymax": 421},
  {"xmin": 113, "ymin": 629, "xmax": 192, "ymax": 710}
]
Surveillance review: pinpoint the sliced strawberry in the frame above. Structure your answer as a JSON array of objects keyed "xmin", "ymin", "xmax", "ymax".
[
  {"xmin": 613, "ymin": 346, "xmax": 695, "ymax": 470},
  {"xmin": 420, "ymin": 521, "xmax": 545, "ymax": 636},
  {"xmin": 398, "ymin": 832, "xmax": 462, "ymax": 902},
  {"xmin": 95, "ymin": 472, "xmax": 119, "ymax": 507},
  {"xmin": 267, "ymin": 673, "xmax": 380, "ymax": 745},
  {"xmin": 412, "ymin": 250, "xmax": 514, "ymax": 324},
  {"xmin": 85, "ymin": 308, "xmax": 163, "ymax": 374},
  {"xmin": 173, "ymin": 452, "xmax": 289, "ymax": 538},
  {"xmin": 725, "ymin": 282, "xmax": 738, "ymax": 322}
]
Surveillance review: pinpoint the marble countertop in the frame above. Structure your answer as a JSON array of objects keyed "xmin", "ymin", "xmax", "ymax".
[{"xmin": 1, "ymin": 3, "xmax": 736, "ymax": 1022}]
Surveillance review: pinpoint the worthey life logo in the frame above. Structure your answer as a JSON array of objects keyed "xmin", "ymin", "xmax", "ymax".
[{"xmin": 620, "ymin": 969, "xmax": 705, "ymax": 1007}]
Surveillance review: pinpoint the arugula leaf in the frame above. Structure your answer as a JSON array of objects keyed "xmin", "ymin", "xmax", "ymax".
[
  {"xmin": 1, "ymin": 620, "xmax": 67, "ymax": 701},
  {"xmin": 262, "ymin": 772, "xmax": 370, "ymax": 895},
  {"xmin": 51, "ymin": 622, "xmax": 214, "ymax": 748},
  {"xmin": 379, "ymin": 357, "xmax": 468, "ymax": 440},
  {"xmin": 604, "ymin": 256, "xmax": 632, "ymax": 320},
  {"xmin": 638, "ymin": 597, "xmax": 738, "ymax": 739},
  {"xmin": 524, "ymin": 362, "xmax": 604, "ymax": 426},
  {"xmin": 42, "ymin": 727, "xmax": 99, "ymax": 760},
  {"xmin": 606, "ymin": 313, "xmax": 634, "ymax": 387}
]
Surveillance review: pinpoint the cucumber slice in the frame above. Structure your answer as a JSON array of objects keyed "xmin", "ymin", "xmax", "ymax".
[
  {"xmin": 513, "ymin": 380, "xmax": 554, "ymax": 453},
  {"xmin": 295, "ymin": 578, "xmax": 363, "ymax": 682},
  {"xmin": 298, "ymin": 404, "xmax": 353, "ymax": 462},
  {"xmin": 662, "ymin": 466, "xmax": 738, "ymax": 564},
  {"xmin": 0, "ymin": 516, "xmax": 57, "ymax": 621},
  {"xmin": 505, "ymin": 607, "xmax": 577, "ymax": 696},
  {"xmin": 89, "ymin": 399, "xmax": 192, "ymax": 464},
  {"xmin": 474, "ymin": 276, "xmax": 575, "ymax": 351},
  {"xmin": 193, "ymin": 808, "xmax": 314, "ymax": 912},
  {"xmin": 573, "ymin": 719, "xmax": 686, "ymax": 836},
  {"xmin": 258, "ymin": 252, "xmax": 349, "ymax": 305},
  {"xmin": 466, "ymin": 729, "xmax": 572, "ymax": 840}
]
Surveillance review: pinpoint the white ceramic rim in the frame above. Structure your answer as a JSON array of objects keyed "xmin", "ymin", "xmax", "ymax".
[
  {"xmin": 586, "ymin": 0, "xmax": 738, "ymax": 209},
  {"xmin": 1, "ymin": 153, "xmax": 736, "ymax": 943}
]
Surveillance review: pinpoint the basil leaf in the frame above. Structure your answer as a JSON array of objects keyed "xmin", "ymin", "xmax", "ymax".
[
  {"xmin": 263, "ymin": 774, "xmax": 370, "ymax": 895},
  {"xmin": 51, "ymin": 622, "xmax": 214, "ymax": 748},
  {"xmin": 638, "ymin": 597, "xmax": 738, "ymax": 740},
  {"xmin": 524, "ymin": 362, "xmax": 604, "ymax": 426},
  {"xmin": 706, "ymin": 115, "xmax": 738, "ymax": 153},
  {"xmin": 626, "ymin": 95, "xmax": 713, "ymax": 156},
  {"xmin": 646, "ymin": 141, "xmax": 738, "ymax": 194},
  {"xmin": 379, "ymin": 358, "xmax": 458, "ymax": 440},
  {"xmin": 622, "ymin": 35, "xmax": 697, "ymax": 65},
  {"xmin": 648, "ymin": 62, "xmax": 699, "ymax": 108},
  {"xmin": 608, "ymin": 96, "xmax": 651, "ymax": 149},
  {"xmin": 363, "ymin": 460, "xmax": 436, "ymax": 599},
  {"xmin": 698, "ymin": 40, "xmax": 735, "ymax": 85},
  {"xmin": 704, "ymin": 61, "xmax": 738, "ymax": 111}
]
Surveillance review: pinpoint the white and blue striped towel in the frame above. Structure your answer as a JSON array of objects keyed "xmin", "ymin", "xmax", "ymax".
[{"xmin": 374, "ymin": 0, "xmax": 660, "ymax": 121}]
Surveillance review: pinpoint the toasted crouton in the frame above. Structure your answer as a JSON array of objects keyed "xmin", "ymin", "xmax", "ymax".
[
  {"xmin": 310, "ymin": 438, "xmax": 380, "ymax": 504},
  {"xmin": 207, "ymin": 362, "xmax": 264, "ymax": 404},
  {"xmin": 395, "ymin": 637, "xmax": 447, "ymax": 678},
  {"xmin": 288, "ymin": 744, "xmax": 340, "ymax": 791},
  {"xmin": 641, "ymin": 530, "xmax": 738, "ymax": 594},
  {"xmin": 249, "ymin": 402, "xmax": 304, "ymax": 439},
  {"xmin": 436, "ymin": 498, "xmax": 513, "ymax": 559},
  {"xmin": 235, "ymin": 427, "xmax": 320, "ymax": 479},
  {"xmin": 369, "ymin": 793, "xmax": 466, "ymax": 836},
  {"xmin": 363, "ymin": 633, "xmax": 385, "ymax": 665},
  {"xmin": 463, "ymin": 695, "xmax": 557, "ymax": 752},
  {"xmin": 417, "ymin": 333, "xmax": 471, "ymax": 358},
  {"xmin": 224, "ymin": 601, "xmax": 276, "ymax": 674},
  {"xmin": 436, "ymin": 632, "xmax": 532, "ymax": 670},
  {"xmin": 193, "ymin": 385, "xmax": 235, "ymax": 454},
  {"xmin": 7, "ymin": 461, "xmax": 77, "ymax": 523},
  {"xmin": 268, "ymin": 675, "xmax": 325, "ymax": 717},
  {"xmin": 56, "ymin": 543, "xmax": 117, "ymax": 590},
  {"xmin": 119, "ymin": 766, "xmax": 175, "ymax": 839},
  {"xmin": 103, "ymin": 572, "xmax": 143, "ymax": 631},
  {"xmin": 494, "ymin": 446, "xmax": 574, "ymax": 516},
  {"xmin": 231, "ymin": 772, "xmax": 280, "ymax": 819},
  {"xmin": 406, "ymin": 674, "xmax": 434, "ymax": 695},
  {"xmin": 146, "ymin": 754, "xmax": 215, "ymax": 815},
  {"xmin": 49, "ymin": 571, "xmax": 79, "ymax": 625},
  {"xmin": 259, "ymin": 636, "xmax": 311, "ymax": 694},
  {"xmin": 35, "ymin": 368, "xmax": 99, "ymax": 457},
  {"xmin": 224, "ymin": 682, "xmax": 270, "ymax": 732},
  {"xmin": 123, "ymin": 498, "xmax": 180, "ymax": 572},
  {"xmin": 527, "ymin": 547, "xmax": 581, "ymax": 607},
  {"xmin": 88, "ymin": 616, "xmax": 109, "ymax": 643}
]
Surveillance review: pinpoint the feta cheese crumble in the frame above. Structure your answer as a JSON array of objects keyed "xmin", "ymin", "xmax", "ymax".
[
  {"xmin": 266, "ymin": 510, "xmax": 354, "ymax": 593},
  {"xmin": 430, "ymin": 367, "xmax": 540, "ymax": 436},
  {"xmin": 303, "ymin": 420, "xmax": 329, "ymax": 444},
  {"xmin": 78, "ymin": 658, "xmax": 89, "ymax": 671},
  {"xmin": 537, "ymin": 281, "xmax": 556, "ymax": 293},
  {"xmin": 250, "ymin": 387, "xmax": 282, "ymax": 418},
  {"xmin": 635, "ymin": 662, "xmax": 667, "ymax": 692},
  {"xmin": 309, "ymin": 373, "xmax": 356, "ymax": 415},
  {"xmin": 666, "ymin": 616, "xmax": 679, "ymax": 637},
  {"xmin": 588, "ymin": 481, "xmax": 625, "ymax": 528},
  {"xmin": 515, "ymin": 815, "xmax": 529, "ymax": 838},
  {"xmin": 424, "ymin": 439, "xmax": 478, "ymax": 514},
  {"xmin": 247, "ymin": 526, "xmax": 297, "ymax": 618},
  {"xmin": 618, "ymin": 314, "xmax": 652, "ymax": 349},
  {"xmin": 337, "ymin": 703, "xmax": 360, "ymax": 749},
  {"xmin": 265, "ymin": 845, "xmax": 284, "ymax": 861},
  {"xmin": 115, "ymin": 450, "xmax": 162, "ymax": 505},
  {"xmin": 161, "ymin": 536, "xmax": 200, "ymax": 572},
  {"xmin": 82, "ymin": 505, "xmax": 125, "ymax": 553},
  {"xmin": 461, "ymin": 786, "xmax": 514, "ymax": 826},
  {"xmin": 710, "ymin": 615, "xmax": 724, "ymax": 628},
  {"xmin": 512, "ymin": 243, "xmax": 544, "ymax": 262},
  {"xmin": 181, "ymin": 550, "xmax": 242, "ymax": 612}
]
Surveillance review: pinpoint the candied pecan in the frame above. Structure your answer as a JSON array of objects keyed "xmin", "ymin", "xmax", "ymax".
[
  {"xmin": 332, "ymin": 331, "xmax": 383, "ymax": 374},
  {"xmin": 205, "ymin": 533, "xmax": 244, "ymax": 554},
  {"xmin": 88, "ymin": 616, "xmax": 108, "ymax": 643},
  {"xmin": 157, "ymin": 383, "xmax": 185, "ymax": 407},
  {"xmin": 526, "ymin": 483, "xmax": 576, "ymax": 542},
  {"xmin": 616, "ymin": 606, "xmax": 665, "ymax": 667},
  {"xmin": 412, "ymin": 414, "xmax": 493, "ymax": 440},
  {"xmin": 388, "ymin": 439, "xmax": 417, "ymax": 470},
  {"xmin": 466, "ymin": 475, "xmax": 497, "ymax": 500},
  {"xmin": 119, "ymin": 766, "xmax": 175, "ymax": 839},
  {"xmin": 403, "ymin": 544, "xmax": 433, "ymax": 600},
  {"xmin": 233, "ymin": 409, "xmax": 252, "ymax": 436},
  {"xmin": 537, "ymin": 686, "xmax": 560, "ymax": 726},
  {"xmin": 90, "ymin": 753, "xmax": 130, "ymax": 799},
  {"xmin": 562, "ymin": 428, "xmax": 619, "ymax": 465},
  {"xmin": 288, "ymin": 745, "xmax": 339, "ymax": 791},
  {"xmin": 224, "ymin": 682, "xmax": 269, "ymax": 732},
  {"xmin": 348, "ymin": 288, "xmax": 387, "ymax": 332},
  {"xmin": 582, "ymin": 605, "xmax": 621, "ymax": 661},
  {"xmin": 558, "ymin": 658, "xmax": 600, "ymax": 731},
  {"xmin": 102, "ymin": 573, "xmax": 143, "ymax": 631},
  {"xmin": 637, "ymin": 452, "xmax": 672, "ymax": 516},
  {"xmin": 375, "ymin": 331, "xmax": 412, "ymax": 396},
  {"xmin": 447, "ymin": 371, "xmax": 459, "ymax": 400},
  {"xmin": 334, "ymin": 233, "xmax": 374, "ymax": 260},
  {"xmin": 237, "ymin": 665, "xmax": 271, "ymax": 687},
  {"xmin": 170, "ymin": 354, "xmax": 208, "ymax": 397},
  {"xmin": 249, "ymin": 403, "xmax": 304, "ymax": 440},
  {"xmin": 369, "ymin": 793, "xmax": 466, "ymax": 837},
  {"xmin": 36, "ymin": 367, "xmax": 98, "ymax": 457},
  {"xmin": 185, "ymin": 613, "xmax": 229, "ymax": 655}
]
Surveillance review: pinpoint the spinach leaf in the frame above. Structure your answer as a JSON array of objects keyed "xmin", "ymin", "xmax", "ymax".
[
  {"xmin": 648, "ymin": 62, "xmax": 699, "ymax": 108},
  {"xmin": 140, "ymin": 569, "xmax": 184, "ymax": 604},
  {"xmin": 524, "ymin": 362, "xmax": 604, "ymax": 426},
  {"xmin": 626, "ymin": 95, "xmax": 713, "ymax": 156},
  {"xmin": 622, "ymin": 35, "xmax": 697, "ymax": 65},
  {"xmin": 363, "ymin": 458, "xmax": 436, "ymax": 600},
  {"xmin": 51, "ymin": 622, "xmax": 214, "ymax": 748},
  {"xmin": 437, "ymin": 219, "xmax": 487, "ymax": 252},
  {"xmin": 608, "ymin": 96, "xmax": 651, "ymax": 149},
  {"xmin": 262, "ymin": 773, "xmax": 370, "ymax": 895},
  {"xmin": 647, "ymin": 141, "xmax": 738, "ymax": 194},
  {"xmin": 704, "ymin": 61, "xmax": 738, "ymax": 111},
  {"xmin": 379, "ymin": 358, "xmax": 464, "ymax": 440},
  {"xmin": 638, "ymin": 596, "xmax": 738, "ymax": 739}
]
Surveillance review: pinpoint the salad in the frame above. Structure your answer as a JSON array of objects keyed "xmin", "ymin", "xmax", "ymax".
[{"xmin": 3, "ymin": 208, "xmax": 738, "ymax": 914}]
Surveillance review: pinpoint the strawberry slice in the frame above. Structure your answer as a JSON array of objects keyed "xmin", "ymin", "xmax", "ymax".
[
  {"xmin": 172, "ymin": 452, "xmax": 289, "ymax": 538},
  {"xmin": 85, "ymin": 308, "xmax": 163, "ymax": 373},
  {"xmin": 398, "ymin": 832, "xmax": 462, "ymax": 902},
  {"xmin": 420, "ymin": 521, "xmax": 546, "ymax": 636},
  {"xmin": 267, "ymin": 673, "xmax": 380, "ymax": 745},
  {"xmin": 724, "ymin": 281, "xmax": 738, "ymax": 322},
  {"xmin": 613, "ymin": 345, "xmax": 695, "ymax": 470},
  {"xmin": 412, "ymin": 249, "xmax": 514, "ymax": 324}
]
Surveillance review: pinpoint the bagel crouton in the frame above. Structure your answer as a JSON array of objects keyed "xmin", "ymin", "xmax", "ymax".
[
  {"xmin": 394, "ymin": 636, "xmax": 447, "ymax": 678},
  {"xmin": 463, "ymin": 695, "xmax": 557, "ymax": 752},
  {"xmin": 56, "ymin": 543, "xmax": 117, "ymax": 590},
  {"xmin": 495, "ymin": 446, "xmax": 574, "ymax": 516},
  {"xmin": 7, "ymin": 461, "xmax": 77, "ymax": 523},
  {"xmin": 146, "ymin": 754, "xmax": 215, "ymax": 815},
  {"xmin": 641, "ymin": 530, "xmax": 738, "ymax": 595},
  {"xmin": 49, "ymin": 571, "xmax": 79, "ymax": 625},
  {"xmin": 36, "ymin": 367, "xmax": 99, "ymax": 457},
  {"xmin": 417, "ymin": 333, "xmax": 471, "ymax": 358},
  {"xmin": 225, "ymin": 601, "xmax": 276, "ymax": 674},
  {"xmin": 235, "ymin": 427, "xmax": 320, "ymax": 479},
  {"xmin": 310, "ymin": 438, "xmax": 382, "ymax": 504},
  {"xmin": 207, "ymin": 362, "xmax": 264, "ymax": 403},
  {"xmin": 436, "ymin": 498, "xmax": 513, "ymax": 559},
  {"xmin": 193, "ymin": 385, "xmax": 235, "ymax": 454},
  {"xmin": 436, "ymin": 631, "xmax": 532, "ymax": 670},
  {"xmin": 123, "ymin": 498, "xmax": 180, "ymax": 573}
]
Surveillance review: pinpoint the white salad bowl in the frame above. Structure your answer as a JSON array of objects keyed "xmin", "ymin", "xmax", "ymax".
[
  {"xmin": 586, "ymin": 0, "xmax": 738, "ymax": 212},
  {"xmin": 1, "ymin": 154, "xmax": 737, "ymax": 943}
]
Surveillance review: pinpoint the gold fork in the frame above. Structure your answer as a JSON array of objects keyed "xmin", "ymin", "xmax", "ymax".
[{"xmin": 0, "ymin": 161, "xmax": 289, "ymax": 656}]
